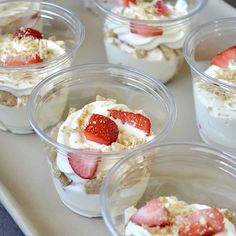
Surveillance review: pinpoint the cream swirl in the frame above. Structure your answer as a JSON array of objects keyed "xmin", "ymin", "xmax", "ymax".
[{"xmin": 105, "ymin": 0, "xmax": 189, "ymax": 50}]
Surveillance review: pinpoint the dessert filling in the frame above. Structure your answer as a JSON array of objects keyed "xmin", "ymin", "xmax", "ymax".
[{"xmin": 50, "ymin": 96, "xmax": 154, "ymax": 194}]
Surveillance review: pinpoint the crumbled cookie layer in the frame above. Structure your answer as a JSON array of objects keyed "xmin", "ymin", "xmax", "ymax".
[
  {"xmin": 0, "ymin": 90, "xmax": 17, "ymax": 106},
  {"xmin": 0, "ymin": 90, "xmax": 29, "ymax": 107},
  {"xmin": 104, "ymin": 29, "xmax": 182, "ymax": 60}
]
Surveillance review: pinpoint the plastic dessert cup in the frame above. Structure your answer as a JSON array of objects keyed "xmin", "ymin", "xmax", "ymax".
[
  {"xmin": 101, "ymin": 142, "xmax": 236, "ymax": 236},
  {"xmin": 95, "ymin": 0, "xmax": 207, "ymax": 83},
  {"xmin": 0, "ymin": 1, "xmax": 85, "ymax": 134},
  {"xmin": 184, "ymin": 18, "xmax": 236, "ymax": 154},
  {"xmin": 28, "ymin": 64, "xmax": 176, "ymax": 217}
]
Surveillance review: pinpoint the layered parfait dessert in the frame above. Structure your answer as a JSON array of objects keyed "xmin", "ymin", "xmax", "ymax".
[
  {"xmin": 96, "ymin": 0, "xmax": 207, "ymax": 83},
  {"xmin": 0, "ymin": 27, "xmax": 66, "ymax": 133},
  {"xmin": 124, "ymin": 196, "xmax": 236, "ymax": 236},
  {"xmin": 49, "ymin": 95, "xmax": 154, "ymax": 217},
  {"xmin": 193, "ymin": 46, "xmax": 236, "ymax": 153}
]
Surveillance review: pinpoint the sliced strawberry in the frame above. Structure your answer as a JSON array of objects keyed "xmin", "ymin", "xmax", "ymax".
[
  {"xmin": 84, "ymin": 114, "xmax": 119, "ymax": 145},
  {"xmin": 13, "ymin": 27, "xmax": 43, "ymax": 40},
  {"xmin": 117, "ymin": 0, "xmax": 136, "ymax": 7},
  {"xmin": 154, "ymin": 0, "xmax": 170, "ymax": 16},
  {"xmin": 179, "ymin": 208, "xmax": 224, "ymax": 236},
  {"xmin": 5, "ymin": 54, "xmax": 43, "ymax": 66},
  {"xmin": 68, "ymin": 152, "xmax": 98, "ymax": 179},
  {"xmin": 210, "ymin": 45, "xmax": 236, "ymax": 68},
  {"xmin": 109, "ymin": 110, "xmax": 151, "ymax": 134},
  {"xmin": 130, "ymin": 23, "xmax": 163, "ymax": 37},
  {"xmin": 130, "ymin": 199, "xmax": 170, "ymax": 227}
]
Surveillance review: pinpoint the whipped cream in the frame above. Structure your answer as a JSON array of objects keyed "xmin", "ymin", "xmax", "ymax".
[
  {"xmin": 105, "ymin": 0, "xmax": 189, "ymax": 50},
  {"xmin": 124, "ymin": 197, "xmax": 236, "ymax": 236},
  {"xmin": 0, "ymin": 35, "xmax": 66, "ymax": 91}
]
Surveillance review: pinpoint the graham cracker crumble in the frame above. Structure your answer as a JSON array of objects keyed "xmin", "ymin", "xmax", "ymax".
[
  {"xmin": 115, "ymin": 1, "xmax": 171, "ymax": 20},
  {"xmin": 220, "ymin": 208, "xmax": 236, "ymax": 223},
  {"xmin": 84, "ymin": 171, "xmax": 106, "ymax": 194},
  {"xmin": 196, "ymin": 78, "xmax": 233, "ymax": 101},
  {"xmin": 216, "ymin": 67, "xmax": 236, "ymax": 85},
  {"xmin": 104, "ymin": 29, "xmax": 182, "ymax": 60},
  {"xmin": 196, "ymin": 66, "xmax": 236, "ymax": 101},
  {"xmin": 0, "ymin": 90, "xmax": 17, "ymax": 106}
]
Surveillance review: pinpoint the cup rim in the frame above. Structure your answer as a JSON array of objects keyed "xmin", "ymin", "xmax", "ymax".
[
  {"xmin": 184, "ymin": 17, "xmax": 236, "ymax": 90},
  {"xmin": 27, "ymin": 63, "xmax": 177, "ymax": 157},
  {"xmin": 94, "ymin": 0, "xmax": 208, "ymax": 26},
  {"xmin": 100, "ymin": 141, "xmax": 236, "ymax": 236},
  {"xmin": 0, "ymin": 1, "xmax": 85, "ymax": 71}
]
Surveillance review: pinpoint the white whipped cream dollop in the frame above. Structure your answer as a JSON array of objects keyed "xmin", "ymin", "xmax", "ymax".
[
  {"xmin": 105, "ymin": 0, "xmax": 189, "ymax": 50},
  {"xmin": 56, "ymin": 99, "xmax": 154, "ymax": 186},
  {"xmin": 124, "ymin": 197, "xmax": 236, "ymax": 236}
]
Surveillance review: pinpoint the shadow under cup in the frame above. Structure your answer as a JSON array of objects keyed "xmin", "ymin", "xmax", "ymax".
[
  {"xmin": 28, "ymin": 64, "xmax": 176, "ymax": 217},
  {"xmin": 101, "ymin": 143, "xmax": 236, "ymax": 236}
]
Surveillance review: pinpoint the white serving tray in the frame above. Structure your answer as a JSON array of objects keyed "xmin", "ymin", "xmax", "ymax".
[{"xmin": 0, "ymin": 1, "xmax": 235, "ymax": 235}]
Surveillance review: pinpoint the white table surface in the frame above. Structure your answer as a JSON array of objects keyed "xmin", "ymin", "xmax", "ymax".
[{"xmin": 0, "ymin": 0, "xmax": 236, "ymax": 235}]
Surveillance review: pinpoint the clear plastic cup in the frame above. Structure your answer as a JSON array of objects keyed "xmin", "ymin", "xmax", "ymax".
[
  {"xmin": 184, "ymin": 18, "xmax": 236, "ymax": 154},
  {"xmin": 28, "ymin": 64, "xmax": 176, "ymax": 217},
  {"xmin": 101, "ymin": 142, "xmax": 236, "ymax": 236},
  {"xmin": 0, "ymin": 1, "xmax": 85, "ymax": 134},
  {"xmin": 95, "ymin": 0, "xmax": 207, "ymax": 83}
]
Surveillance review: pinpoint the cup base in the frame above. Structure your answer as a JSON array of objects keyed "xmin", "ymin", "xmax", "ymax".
[{"xmin": 52, "ymin": 176, "xmax": 102, "ymax": 218}]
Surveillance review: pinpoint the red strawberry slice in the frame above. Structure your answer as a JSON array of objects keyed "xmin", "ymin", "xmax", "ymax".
[
  {"xmin": 5, "ymin": 54, "xmax": 43, "ymax": 66},
  {"xmin": 68, "ymin": 152, "xmax": 99, "ymax": 179},
  {"xmin": 130, "ymin": 23, "xmax": 163, "ymax": 37},
  {"xmin": 13, "ymin": 27, "xmax": 43, "ymax": 40},
  {"xmin": 154, "ymin": 0, "xmax": 170, "ymax": 16},
  {"xmin": 84, "ymin": 114, "xmax": 119, "ymax": 145},
  {"xmin": 210, "ymin": 45, "xmax": 236, "ymax": 68},
  {"xmin": 117, "ymin": 0, "xmax": 136, "ymax": 7},
  {"xmin": 179, "ymin": 208, "xmax": 224, "ymax": 236},
  {"xmin": 130, "ymin": 199, "xmax": 170, "ymax": 227},
  {"xmin": 109, "ymin": 110, "xmax": 151, "ymax": 134}
]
